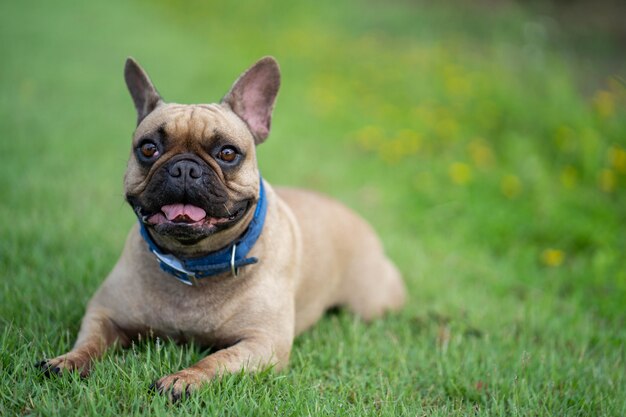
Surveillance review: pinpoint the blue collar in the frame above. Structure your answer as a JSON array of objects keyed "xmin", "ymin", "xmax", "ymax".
[{"xmin": 138, "ymin": 178, "xmax": 267, "ymax": 286}]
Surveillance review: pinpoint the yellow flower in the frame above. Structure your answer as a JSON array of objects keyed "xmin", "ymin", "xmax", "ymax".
[
  {"xmin": 379, "ymin": 139, "xmax": 407, "ymax": 164},
  {"xmin": 592, "ymin": 90, "xmax": 615, "ymax": 119},
  {"xmin": 309, "ymin": 87, "xmax": 337, "ymax": 111},
  {"xmin": 412, "ymin": 105, "xmax": 435, "ymax": 125},
  {"xmin": 307, "ymin": 73, "xmax": 339, "ymax": 114},
  {"xmin": 608, "ymin": 146, "xmax": 626, "ymax": 173},
  {"xmin": 435, "ymin": 117, "xmax": 459, "ymax": 140},
  {"xmin": 560, "ymin": 166, "xmax": 578, "ymax": 189},
  {"xmin": 468, "ymin": 139, "xmax": 494, "ymax": 169},
  {"xmin": 352, "ymin": 126, "xmax": 384, "ymax": 151},
  {"xmin": 500, "ymin": 175, "xmax": 522, "ymax": 199},
  {"xmin": 443, "ymin": 65, "xmax": 471, "ymax": 98},
  {"xmin": 553, "ymin": 125, "xmax": 576, "ymax": 152},
  {"xmin": 541, "ymin": 249, "xmax": 565, "ymax": 267},
  {"xmin": 449, "ymin": 162, "xmax": 472, "ymax": 185},
  {"xmin": 599, "ymin": 169, "xmax": 616, "ymax": 193},
  {"xmin": 395, "ymin": 129, "xmax": 422, "ymax": 155}
]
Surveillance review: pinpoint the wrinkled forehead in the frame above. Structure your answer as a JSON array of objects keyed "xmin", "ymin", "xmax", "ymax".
[{"xmin": 132, "ymin": 103, "xmax": 252, "ymax": 145}]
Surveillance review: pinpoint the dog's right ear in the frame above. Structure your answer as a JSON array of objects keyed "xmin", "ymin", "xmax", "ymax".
[
  {"xmin": 124, "ymin": 58, "xmax": 162, "ymax": 125},
  {"xmin": 221, "ymin": 57, "xmax": 281, "ymax": 145}
]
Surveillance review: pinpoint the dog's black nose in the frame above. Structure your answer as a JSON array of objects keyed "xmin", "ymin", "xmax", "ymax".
[{"xmin": 168, "ymin": 159, "xmax": 202, "ymax": 179}]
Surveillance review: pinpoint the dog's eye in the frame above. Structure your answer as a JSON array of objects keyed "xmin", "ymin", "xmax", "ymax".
[
  {"xmin": 217, "ymin": 146, "xmax": 237, "ymax": 163},
  {"xmin": 139, "ymin": 142, "xmax": 159, "ymax": 159}
]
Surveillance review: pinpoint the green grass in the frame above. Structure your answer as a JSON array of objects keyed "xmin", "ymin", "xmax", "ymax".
[{"xmin": 1, "ymin": 0, "xmax": 625, "ymax": 415}]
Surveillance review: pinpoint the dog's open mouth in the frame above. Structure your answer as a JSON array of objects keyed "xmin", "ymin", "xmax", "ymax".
[
  {"xmin": 146, "ymin": 203, "xmax": 242, "ymax": 227},
  {"xmin": 131, "ymin": 198, "xmax": 252, "ymax": 245}
]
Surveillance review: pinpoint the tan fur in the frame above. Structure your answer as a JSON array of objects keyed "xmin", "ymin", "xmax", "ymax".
[{"xmin": 40, "ymin": 57, "xmax": 405, "ymax": 400}]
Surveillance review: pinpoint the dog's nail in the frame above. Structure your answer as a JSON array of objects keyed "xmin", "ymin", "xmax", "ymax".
[
  {"xmin": 171, "ymin": 386, "xmax": 188, "ymax": 403},
  {"xmin": 36, "ymin": 360, "xmax": 53, "ymax": 376},
  {"xmin": 155, "ymin": 381, "xmax": 164, "ymax": 394},
  {"xmin": 41, "ymin": 365, "xmax": 61, "ymax": 377},
  {"xmin": 164, "ymin": 378, "xmax": 182, "ymax": 402}
]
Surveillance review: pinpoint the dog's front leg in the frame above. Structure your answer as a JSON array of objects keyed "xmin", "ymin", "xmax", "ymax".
[
  {"xmin": 153, "ymin": 333, "xmax": 291, "ymax": 401},
  {"xmin": 37, "ymin": 307, "xmax": 128, "ymax": 378}
]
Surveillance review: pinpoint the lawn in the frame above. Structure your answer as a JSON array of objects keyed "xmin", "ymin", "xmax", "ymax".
[{"xmin": 1, "ymin": 0, "xmax": 625, "ymax": 415}]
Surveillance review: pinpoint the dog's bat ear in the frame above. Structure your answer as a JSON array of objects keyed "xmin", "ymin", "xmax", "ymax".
[
  {"xmin": 124, "ymin": 58, "xmax": 162, "ymax": 125},
  {"xmin": 221, "ymin": 56, "xmax": 281, "ymax": 145}
]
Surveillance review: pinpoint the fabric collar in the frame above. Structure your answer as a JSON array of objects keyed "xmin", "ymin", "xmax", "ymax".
[{"xmin": 138, "ymin": 178, "xmax": 267, "ymax": 286}]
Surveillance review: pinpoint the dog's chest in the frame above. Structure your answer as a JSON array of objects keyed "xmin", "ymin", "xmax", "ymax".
[{"xmin": 133, "ymin": 278, "xmax": 242, "ymax": 344}]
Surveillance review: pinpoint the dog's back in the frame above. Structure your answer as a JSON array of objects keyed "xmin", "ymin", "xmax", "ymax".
[{"xmin": 276, "ymin": 187, "xmax": 406, "ymax": 334}]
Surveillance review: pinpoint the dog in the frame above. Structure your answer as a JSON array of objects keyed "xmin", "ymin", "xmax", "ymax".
[{"xmin": 38, "ymin": 56, "xmax": 406, "ymax": 400}]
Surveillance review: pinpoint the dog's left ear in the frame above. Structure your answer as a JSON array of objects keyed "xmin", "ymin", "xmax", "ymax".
[
  {"xmin": 222, "ymin": 57, "xmax": 281, "ymax": 144},
  {"xmin": 124, "ymin": 58, "xmax": 163, "ymax": 125}
]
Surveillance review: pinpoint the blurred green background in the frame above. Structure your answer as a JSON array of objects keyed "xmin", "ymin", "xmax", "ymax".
[{"xmin": 1, "ymin": 0, "xmax": 625, "ymax": 415}]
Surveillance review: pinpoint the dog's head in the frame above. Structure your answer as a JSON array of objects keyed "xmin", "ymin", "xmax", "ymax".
[{"xmin": 123, "ymin": 57, "xmax": 280, "ymax": 256}]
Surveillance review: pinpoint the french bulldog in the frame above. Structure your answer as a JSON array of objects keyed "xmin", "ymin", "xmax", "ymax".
[{"xmin": 38, "ymin": 56, "xmax": 406, "ymax": 400}]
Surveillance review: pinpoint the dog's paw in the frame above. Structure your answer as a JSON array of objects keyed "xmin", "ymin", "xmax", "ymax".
[
  {"xmin": 36, "ymin": 354, "xmax": 91, "ymax": 378},
  {"xmin": 151, "ymin": 368, "xmax": 207, "ymax": 402}
]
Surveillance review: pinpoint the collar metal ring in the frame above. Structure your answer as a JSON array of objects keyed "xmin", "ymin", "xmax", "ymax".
[{"xmin": 230, "ymin": 244, "xmax": 238, "ymax": 277}]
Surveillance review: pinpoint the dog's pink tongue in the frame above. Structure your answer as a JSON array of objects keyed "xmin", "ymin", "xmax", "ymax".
[{"xmin": 161, "ymin": 204, "xmax": 206, "ymax": 222}]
